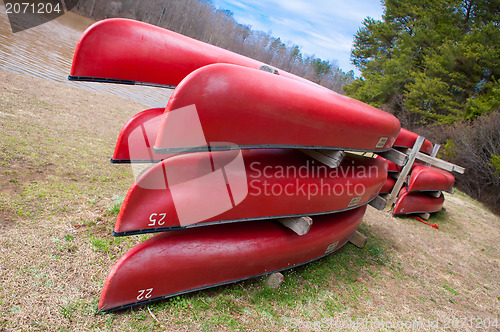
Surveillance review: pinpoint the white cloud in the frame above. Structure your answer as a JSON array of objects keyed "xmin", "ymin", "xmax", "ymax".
[{"xmin": 211, "ymin": 0, "xmax": 384, "ymax": 74}]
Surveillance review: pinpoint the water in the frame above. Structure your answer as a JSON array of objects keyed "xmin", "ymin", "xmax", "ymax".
[{"xmin": 0, "ymin": 7, "xmax": 171, "ymax": 107}]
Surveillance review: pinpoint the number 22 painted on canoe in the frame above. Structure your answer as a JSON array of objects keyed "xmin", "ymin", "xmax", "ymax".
[{"xmin": 137, "ymin": 288, "xmax": 153, "ymax": 301}]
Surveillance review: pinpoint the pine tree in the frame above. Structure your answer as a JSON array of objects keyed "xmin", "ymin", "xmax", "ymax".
[{"xmin": 345, "ymin": 0, "xmax": 500, "ymax": 125}]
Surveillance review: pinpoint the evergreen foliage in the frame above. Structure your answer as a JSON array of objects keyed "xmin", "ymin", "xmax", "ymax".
[{"xmin": 346, "ymin": 0, "xmax": 500, "ymax": 125}]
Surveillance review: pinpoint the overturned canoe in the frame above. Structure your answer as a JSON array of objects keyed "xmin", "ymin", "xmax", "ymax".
[
  {"xmin": 114, "ymin": 150, "xmax": 386, "ymax": 236},
  {"xmin": 379, "ymin": 176, "xmax": 396, "ymax": 194},
  {"xmin": 99, "ymin": 205, "xmax": 366, "ymax": 312},
  {"xmin": 111, "ymin": 108, "xmax": 166, "ymax": 163},
  {"xmin": 393, "ymin": 128, "xmax": 433, "ymax": 154},
  {"xmin": 68, "ymin": 18, "xmax": 312, "ymax": 88},
  {"xmin": 153, "ymin": 64, "xmax": 400, "ymax": 154},
  {"xmin": 375, "ymin": 155, "xmax": 401, "ymax": 173},
  {"xmin": 407, "ymin": 165, "xmax": 454, "ymax": 193},
  {"xmin": 393, "ymin": 188, "xmax": 444, "ymax": 215}
]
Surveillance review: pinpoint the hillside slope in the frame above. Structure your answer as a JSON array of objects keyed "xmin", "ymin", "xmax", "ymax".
[{"xmin": 0, "ymin": 69, "xmax": 498, "ymax": 331}]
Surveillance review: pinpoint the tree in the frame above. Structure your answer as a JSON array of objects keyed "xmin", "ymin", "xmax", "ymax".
[
  {"xmin": 72, "ymin": 0, "xmax": 354, "ymax": 93},
  {"xmin": 311, "ymin": 59, "xmax": 332, "ymax": 83},
  {"xmin": 345, "ymin": 0, "xmax": 500, "ymax": 125}
]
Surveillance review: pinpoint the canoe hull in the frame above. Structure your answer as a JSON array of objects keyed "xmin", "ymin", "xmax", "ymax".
[
  {"xmin": 376, "ymin": 155, "xmax": 401, "ymax": 173},
  {"xmin": 379, "ymin": 176, "xmax": 396, "ymax": 194},
  {"xmin": 407, "ymin": 165, "xmax": 455, "ymax": 192},
  {"xmin": 154, "ymin": 64, "xmax": 400, "ymax": 153},
  {"xmin": 393, "ymin": 188, "xmax": 444, "ymax": 215},
  {"xmin": 111, "ymin": 108, "xmax": 165, "ymax": 163},
  {"xmin": 393, "ymin": 128, "xmax": 433, "ymax": 154},
  {"xmin": 69, "ymin": 18, "xmax": 312, "ymax": 88},
  {"xmin": 99, "ymin": 206, "xmax": 366, "ymax": 312},
  {"xmin": 114, "ymin": 150, "xmax": 386, "ymax": 235}
]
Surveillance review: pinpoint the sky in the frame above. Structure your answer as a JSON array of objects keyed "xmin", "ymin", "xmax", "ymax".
[{"xmin": 210, "ymin": 0, "xmax": 384, "ymax": 76}]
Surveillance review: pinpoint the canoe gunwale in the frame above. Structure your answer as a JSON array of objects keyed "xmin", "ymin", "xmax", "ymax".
[
  {"xmin": 392, "ymin": 207, "xmax": 443, "ymax": 215},
  {"xmin": 153, "ymin": 145, "xmax": 393, "ymax": 155},
  {"xmin": 110, "ymin": 145, "xmax": 392, "ymax": 163},
  {"xmin": 112, "ymin": 198, "xmax": 376, "ymax": 237},
  {"xmin": 110, "ymin": 158, "xmax": 163, "ymax": 164},
  {"xmin": 68, "ymin": 75, "xmax": 176, "ymax": 89}
]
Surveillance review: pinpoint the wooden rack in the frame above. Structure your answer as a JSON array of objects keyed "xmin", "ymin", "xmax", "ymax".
[
  {"xmin": 374, "ymin": 136, "xmax": 465, "ymax": 211},
  {"xmin": 279, "ymin": 139, "xmax": 464, "ymax": 235}
]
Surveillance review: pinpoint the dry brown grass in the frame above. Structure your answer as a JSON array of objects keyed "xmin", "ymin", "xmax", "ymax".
[{"xmin": 0, "ymin": 69, "xmax": 499, "ymax": 331}]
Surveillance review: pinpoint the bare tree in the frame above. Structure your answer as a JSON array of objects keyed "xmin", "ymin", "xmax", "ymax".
[{"xmin": 72, "ymin": 0, "xmax": 353, "ymax": 92}]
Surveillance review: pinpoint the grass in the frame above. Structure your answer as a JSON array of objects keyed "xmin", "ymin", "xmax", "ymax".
[
  {"xmin": 89, "ymin": 236, "xmax": 110, "ymax": 252},
  {"xmin": 443, "ymin": 285, "xmax": 459, "ymax": 296},
  {"xmin": 1, "ymin": 69, "xmax": 499, "ymax": 331},
  {"xmin": 105, "ymin": 195, "xmax": 125, "ymax": 216}
]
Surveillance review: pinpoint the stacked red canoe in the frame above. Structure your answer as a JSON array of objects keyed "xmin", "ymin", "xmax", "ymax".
[
  {"xmin": 69, "ymin": 19, "xmax": 402, "ymax": 312},
  {"xmin": 378, "ymin": 129, "xmax": 455, "ymax": 215}
]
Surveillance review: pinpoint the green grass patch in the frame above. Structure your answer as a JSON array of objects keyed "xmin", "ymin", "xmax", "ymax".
[
  {"xmin": 64, "ymin": 234, "xmax": 74, "ymax": 241},
  {"xmin": 89, "ymin": 236, "xmax": 110, "ymax": 252},
  {"xmin": 442, "ymin": 285, "xmax": 459, "ymax": 295},
  {"xmin": 105, "ymin": 195, "xmax": 125, "ymax": 216},
  {"xmin": 57, "ymin": 303, "xmax": 77, "ymax": 321},
  {"xmin": 432, "ymin": 209, "xmax": 452, "ymax": 224}
]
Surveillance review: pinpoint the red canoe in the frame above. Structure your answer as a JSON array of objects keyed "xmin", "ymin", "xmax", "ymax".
[
  {"xmin": 392, "ymin": 188, "xmax": 444, "ymax": 215},
  {"xmin": 407, "ymin": 165, "xmax": 455, "ymax": 192},
  {"xmin": 153, "ymin": 64, "xmax": 400, "ymax": 154},
  {"xmin": 111, "ymin": 108, "xmax": 166, "ymax": 163},
  {"xmin": 114, "ymin": 150, "xmax": 386, "ymax": 236},
  {"xmin": 375, "ymin": 155, "xmax": 401, "ymax": 173},
  {"xmin": 69, "ymin": 18, "xmax": 314, "ymax": 88},
  {"xmin": 379, "ymin": 176, "xmax": 396, "ymax": 194},
  {"xmin": 393, "ymin": 128, "xmax": 433, "ymax": 154},
  {"xmin": 99, "ymin": 206, "xmax": 366, "ymax": 312}
]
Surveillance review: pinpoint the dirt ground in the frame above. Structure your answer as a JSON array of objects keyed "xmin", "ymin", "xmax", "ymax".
[{"xmin": 0, "ymin": 69, "xmax": 499, "ymax": 331}]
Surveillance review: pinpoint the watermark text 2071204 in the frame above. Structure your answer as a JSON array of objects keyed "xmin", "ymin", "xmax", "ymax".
[
  {"xmin": 5, "ymin": 2, "xmax": 62, "ymax": 14},
  {"xmin": 4, "ymin": 1, "xmax": 80, "ymax": 33},
  {"xmin": 284, "ymin": 316, "xmax": 499, "ymax": 330}
]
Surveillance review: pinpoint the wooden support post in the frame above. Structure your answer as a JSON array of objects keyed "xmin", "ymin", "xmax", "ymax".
[
  {"xmin": 265, "ymin": 272, "xmax": 284, "ymax": 288},
  {"xmin": 377, "ymin": 148, "xmax": 408, "ymax": 166},
  {"xmin": 430, "ymin": 144, "xmax": 440, "ymax": 158},
  {"xmin": 349, "ymin": 231, "xmax": 367, "ymax": 248},
  {"xmin": 277, "ymin": 216, "xmax": 313, "ymax": 235},
  {"xmin": 396, "ymin": 147, "xmax": 411, "ymax": 154},
  {"xmin": 427, "ymin": 191, "xmax": 442, "ymax": 198},
  {"xmin": 415, "ymin": 152, "xmax": 465, "ymax": 174},
  {"xmin": 417, "ymin": 212, "xmax": 431, "ymax": 220},
  {"xmin": 386, "ymin": 136, "xmax": 425, "ymax": 207},
  {"xmin": 424, "ymin": 144, "xmax": 440, "ymax": 169},
  {"xmin": 300, "ymin": 149, "xmax": 345, "ymax": 168},
  {"xmin": 369, "ymin": 195, "xmax": 387, "ymax": 211},
  {"xmin": 389, "ymin": 172, "xmax": 400, "ymax": 180}
]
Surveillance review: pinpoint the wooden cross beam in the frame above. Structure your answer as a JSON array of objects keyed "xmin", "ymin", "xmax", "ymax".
[
  {"xmin": 386, "ymin": 136, "xmax": 425, "ymax": 207},
  {"xmin": 300, "ymin": 149, "xmax": 345, "ymax": 168}
]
